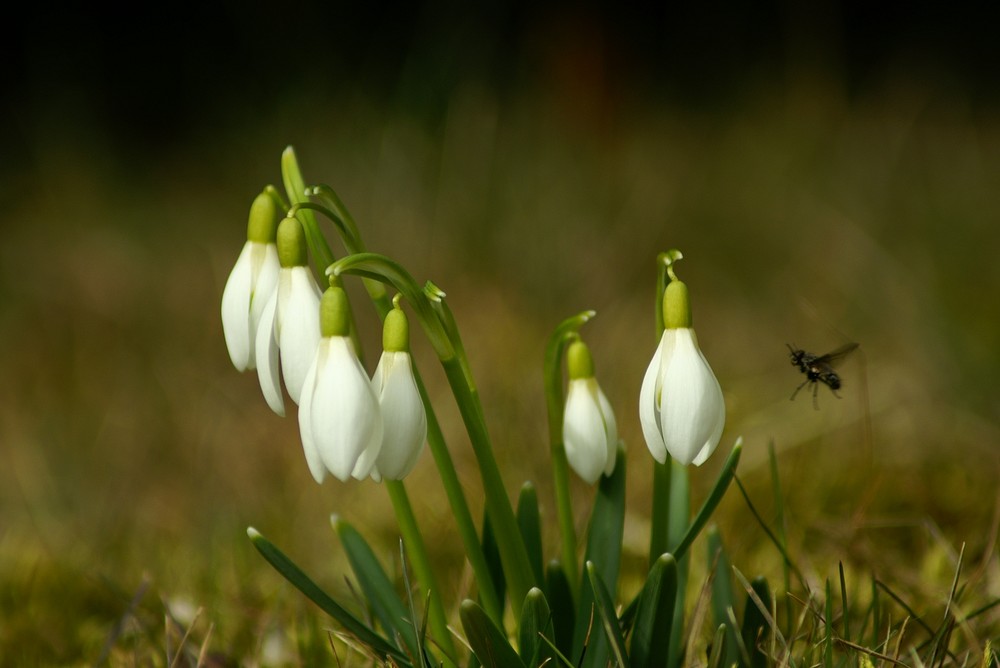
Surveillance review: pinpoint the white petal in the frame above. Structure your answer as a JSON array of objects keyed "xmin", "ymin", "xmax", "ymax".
[
  {"xmin": 639, "ymin": 331, "xmax": 668, "ymax": 464},
  {"xmin": 658, "ymin": 328, "xmax": 725, "ymax": 465},
  {"xmin": 245, "ymin": 242, "xmax": 280, "ymax": 369},
  {"xmin": 297, "ymin": 347, "xmax": 327, "ymax": 483},
  {"xmin": 310, "ymin": 337, "xmax": 382, "ymax": 482},
  {"xmin": 221, "ymin": 242, "xmax": 254, "ymax": 371},
  {"xmin": 596, "ymin": 386, "xmax": 618, "ymax": 476},
  {"xmin": 277, "ymin": 267, "xmax": 322, "ymax": 404},
  {"xmin": 563, "ymin": 378, "xmax": 610, "ymax": 484},
  {"xmin": 254, "ymin": 290, "xmax": 285, "ymax": 416},
  {"xmin": 373, "ymin": 352, "xmax": 427, "ymax": 480}
]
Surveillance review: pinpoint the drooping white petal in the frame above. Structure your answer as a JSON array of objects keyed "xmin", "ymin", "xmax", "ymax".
[
  {"xmin": 254, "ymin": 290, "xmax": 285, "ymax": 416},
  {"xmin": 276, "ymin": 267, "xmax": 322, "ymax": 404},
  {"xmin": 657, "ymin": 328, "xmax": 725, "ymax": 466},
  {"xmin": 639, "ymin": 331, "xmax": 668, "ymax": 464},
  {"xmin": 247, "ymin": 242, "xmax": 280, "ymax": 369},
  {"xmin": 563, "ymin": 378, "xmax": 612, "ymax": 484},
  {"xmin": 296, "ymin": 348, "xmax": 327, "ymax": 483},
  {"xmin": 221, "ymin": 242, "xmax": 254, "ymax": 371},
  {"xmin": 309, "ymin": 337, "xmax": 383, "ymax": 482},
  {"xmin": 596, "ymin": 385, "xmax": 618, "ymax": 476},
  {"xmin": 221, "ymin": 241, "xmax": 280, "ymax": 372},
  {"xmin": 371, "ymin": 351, "xmax": 427, "ymax": 480}
]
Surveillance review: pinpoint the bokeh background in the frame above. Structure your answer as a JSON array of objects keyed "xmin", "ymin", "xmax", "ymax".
[{"xmin": 2, "ymin": 1, "xmax": 999, "ymax": 663}]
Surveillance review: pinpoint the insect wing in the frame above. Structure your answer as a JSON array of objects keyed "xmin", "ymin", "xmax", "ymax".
[{"xmin": 811, "ymin": 342, "xmax": 859, "ymax": 367}]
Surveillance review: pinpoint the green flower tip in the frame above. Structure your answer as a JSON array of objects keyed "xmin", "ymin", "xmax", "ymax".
[
  {"xmin": 566, "ymin": 340, "xmax": 595, "ymax": 380},
  {"xmin": 246, "ymin": 191, "xmax": 280, "ymax": 243},
  {"xmin": 320, "ymin": 286, "xmax": 352, "ymax": 337},
  {"xmin": 382, "ymin": 305, "xmax": 410, "ymax": 352},
  {"xmin": 663, "ymin": 279, "xmax": 692, "ymax": 329},
  {"xmin": 276, "ymin": 217, "xmax": 308, "ymax": 267}
]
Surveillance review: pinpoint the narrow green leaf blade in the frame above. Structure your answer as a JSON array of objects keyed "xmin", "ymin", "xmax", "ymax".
[
  {"xmin": 707, "ymin": 624, "xmax": 728, "ymax": 668},
  {"xmin": 519, "ymin": 587, "xmax": 556, "ymax": 667},
  {"xmin": 517, "ymin": 482, "xmax": 546, "ymax": 587},
  {"xmin": 630, "ymin": 553, "xmax": 678, "ymax": 668},
  {"xmin": 740, "ymin": 576, "xmax": 772, "ymax": 668},
  {"xmin": 708, "ymin": 528, "xmax": 740, "ymax": 668},
  {"xmin": 670, "ymin": 438, "xmax": 742, "ymax": 562},
  {"xmin": 332, "ymin": 517, "xmax": 421, "ymax": 660},
  {"xmin": 586, "ymin": 562, "xmax": 629, "ymax": 667},
  {"xmin": 481, "ymin": 509, "xmax": 507, "ymax": 620},
  {"xmin": 247, "ymin": 528, "xmax": 409, "ymax": 665},
  {"xmin": 460, "ymin": 599, "xmax": 526, "ymax": 668},
  {"xmin": 545, "ymin": 560, "xmax": 576, "ymax": 657}
]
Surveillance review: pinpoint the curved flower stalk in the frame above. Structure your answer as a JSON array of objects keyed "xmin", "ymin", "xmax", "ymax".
[
  {"xmin": 298, "ymin": 286, "xmax": 383, "ymax": 483},
  {"xmin": 370, "ymin": 298, "xmax": 426, "ymax": 481},
  {"xmin": 562, "ymin": 340, "xmax": 618, "ymax": 484},
  {"xmin": 255, "ymin": 217, "xmax": 323, "ymax": 416},
  {"xmin": 221, "ymin": 190, "xmax": 281, "ymax": 371},
  {"xmin": 640, "ymin": 254, "xmax": 725, "ymax": 466}
]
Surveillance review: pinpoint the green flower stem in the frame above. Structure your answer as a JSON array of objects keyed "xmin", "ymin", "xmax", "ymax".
[
  {"xmin": 280, "ymin": 147, "xmax": 365, "ymax": 360},
  {"xmin": 330, "ymin": 253, "xmax": 535, "ymax": 621},
  {"xmin": 652, "ymin": 250, "xmax": 691, "ymax": 668},
  {"xmin": 543, "ymin": 311, "xmax": 597, "ymax": 598},
  {"xmin": 370, "ymin": 286, "xmax": 502, "ymax": 624},
  {"xmin": 384, "ymin": 480, "xmax": 458, "ymax": 666}
]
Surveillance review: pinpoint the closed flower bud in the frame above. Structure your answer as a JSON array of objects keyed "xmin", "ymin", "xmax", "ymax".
[
  {"xmin": 298, "ymin": 287, "xmax": 383, "ymax": 483},
  {"xmin": 562, "ymin": 341, "xmax": 618, "ymax": 484},
  {"xmin": 639, "ymin": 270, "xmax": 725, "ymax": 466},
  {"xmin": 221, "ymin": 192, "xmax": 280, "ymax": 371},
  {"xmin": 255, "ymin": 217, "xmax": 322, "ymax": 416}
]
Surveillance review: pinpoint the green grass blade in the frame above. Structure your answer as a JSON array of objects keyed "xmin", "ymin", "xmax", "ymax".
[
  {"xmin": 519, "ymin": 587, "xmax": 556, "ymax": 667},
  {"xmin": 707, "ymin": 624, "xmax": 728, "ymax": 668},
  {"xmin": 630, "ymin": 553, "xmax": 678, "ymax": 668},
  {"xmin": 481, "ymin": 510, "xmax": 507, "ymax": 620},
  {"xmin": 572, "ymin": 447, "xmax": 627, "ymax": 666},
  {"xmin": 670, "ymin": 438, "xmax": 742, "ymax": 561},
  {"xmin": 739, "ymin": 575, "xmax": 773, "ymax": 668},
  {"xmin": 247, "ymin": 527, "xmax": 409, "ymax": 666},
  {"xmin": 545, "ymin": 560, "xmax": 576, "ymax": 657},
  {"xmin": 517, "ymin": 482, "xmax": 546, "ymax": 588},
  {"xmin": 586, "ymin": 562, "xmax": 629, "ymax": 667},
  {"xmin": 708, "ymin": 527, "xmax": 740, "ymax": 668},
  {"xmin": 460, "ymin": 599, "xmax": 526, "ymax": 668},
  {"xmin": 838, "ymin": 562, "xmax": 850, "ymax": 643},
  {"xmin": 332, "ymin": 517, "xmax": 421, "ymax": 658},
  {"xmin": 824, "ymin": 578, "xmax": 834, "ymax": 668}
]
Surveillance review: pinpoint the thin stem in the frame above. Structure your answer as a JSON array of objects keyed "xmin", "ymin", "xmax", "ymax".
[
  {"xmin": 331, "ymin": 252, "xmax": 537, "ymax": 621},
  {"xmin": 384, "ymin": 480, "xmax": 458, "ymax": 667},
  {"xmin": 543, "ymin": 311, "xmax": 595, "ymax": 599},
  {"xmin": 648, "ymin": 461, "xmax": 671, "ymax": 565}
]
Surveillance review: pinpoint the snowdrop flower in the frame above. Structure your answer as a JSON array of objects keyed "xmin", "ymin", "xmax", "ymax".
[
  {"xmin": 221, "ymin": 191, "xmax": 280, "ymax": 371},
  {"xmin": 639, "ymin": 258, "xmax": 725, "ymax": 466},
  {"xmin": 298, "ymin": 286, "xmax": 383, "ymax": 483},
  {"xmin": 368, "ymin": 299, "xmax": 426, "ymax": 481},
  {"xmin": 562, "ymin": 340, "xmax": 618, "ymax": 484},
  {"xmin": 255, "ymin": 217, "xmax": 322, "ymax": 416}
]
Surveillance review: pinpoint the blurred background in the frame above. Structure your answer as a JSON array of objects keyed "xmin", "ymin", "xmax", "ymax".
[{"xmin": 2, "ymin": 1, "xmax": 998, "ymax": 662}]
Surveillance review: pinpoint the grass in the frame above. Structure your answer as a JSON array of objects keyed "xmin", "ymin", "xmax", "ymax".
[{"xmin": 0, "ymin": 73, "xmax": 998, "ymax": 664}]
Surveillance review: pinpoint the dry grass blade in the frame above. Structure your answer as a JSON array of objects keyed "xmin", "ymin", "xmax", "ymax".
[
  {"xmin": 95, "ymin": 576, "xmax": 150, "ymax": 666},
  {"xmin": 684, "ymin": 556, "xmax": 718, "ymax": 666},
  {"xmin": 167, "ymin": 605, "xmax": 203, "ymax": 668},
  {"xmin": 833, "ymin": 637, "xmax": 911, "ymax": 667}
]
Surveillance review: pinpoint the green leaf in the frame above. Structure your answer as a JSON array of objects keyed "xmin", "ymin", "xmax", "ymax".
[
  {"xmin": 519, "ymin": 588, "xmax": 556, "ymax": 667},
  {"xmin": 586, "ymin": 562, "xmax": 629, "ymax": 667},
  {"xmin": 572, "ymin": 448, "xmax": 626, "ymax": 666},
  {"xmin": 670, "ymin": 438, "xmax": 742, "ymax": 562},
  {"xmin": 517, "ymin": 482, "xmax": 546, "ymax": 588},
  {"xmin": 708, "ymin": 528, "xmax": 740, "ymax": 668},
  {"xmin": 707, "ymin": 624, "xmax": 728, "ymax": 668},
  {"xmin": 630, "ymin": 554, "xmax": 678, "ymax": 668},
  {"xmin": 460, "ymin": 600, "xmax": 526, "ymax": 668},
  {"xmin": 332, "ymin": 518, "xmax": 422, "ymax": 661},
  {"xmin": 545, "ymin": 560, "xmax": 576, "ymax": 657},
  {"xmin": 481, "ymin": 509, "xmax": 506, "ymax": 620},
  {"xmin": 740, "ymin": 576, "xmax": 771, "ymax": 668},
  {"xmin": 247, "ymin": 528, "xmax": 409, "ymax": 666}
]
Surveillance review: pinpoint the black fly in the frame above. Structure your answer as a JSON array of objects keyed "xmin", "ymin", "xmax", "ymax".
[{"xmin": 787, "ymin": 342, "xmax": 859, "ymax": 407}]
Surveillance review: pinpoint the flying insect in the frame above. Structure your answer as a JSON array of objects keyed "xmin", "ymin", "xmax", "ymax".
[{"xmin": 787, "ymin": 342, "xmax": 859, "ymax": 406}]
